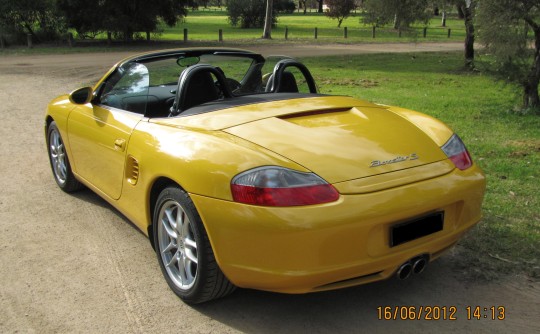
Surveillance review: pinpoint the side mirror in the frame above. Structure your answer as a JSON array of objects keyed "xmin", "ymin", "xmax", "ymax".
[{"xmin": 69, "ymin": 87, "xmax": 93, "ymax": 105}]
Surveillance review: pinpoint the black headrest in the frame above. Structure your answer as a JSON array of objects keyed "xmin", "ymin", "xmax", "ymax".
[{"xmin": 278, "ymin": 71, "xmax": 299, "ymax": 93}]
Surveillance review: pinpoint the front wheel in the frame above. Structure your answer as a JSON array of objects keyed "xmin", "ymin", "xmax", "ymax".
[
  {"xmin": 153, "ymin": 186, "xmax": 235, "ymax": 304},
  {"xmin": 47, "ymin": 121, "xmax": 83, "ymax": 192}
]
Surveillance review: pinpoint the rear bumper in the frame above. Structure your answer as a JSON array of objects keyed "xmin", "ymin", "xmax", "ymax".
[{"xmin": 191, "ymin": 165, "xmax": 485, "ymax": 293}]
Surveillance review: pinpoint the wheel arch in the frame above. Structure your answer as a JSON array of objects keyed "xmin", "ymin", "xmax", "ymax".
[
  {"xmin": 147, "ymin": 176, "xmax": 186, "ymax": 250},
  {"xmin": 44, "ymin": 116, "xmax": 54, "ymax": 140},
  {"xmin": 45, "ymin": 115, "xmax": 54, "ymax": 127}
]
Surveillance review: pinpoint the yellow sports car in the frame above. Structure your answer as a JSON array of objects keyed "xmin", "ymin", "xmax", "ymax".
[{"xmin": 45, "ymin": 48, "xmax": 486, "ymax": 304}]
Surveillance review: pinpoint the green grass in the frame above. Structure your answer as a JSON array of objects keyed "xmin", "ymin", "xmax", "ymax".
[
  {"xmin": 300, "ymin": 52, "xmax": 540, "ymax": 279},
  {"xmin": 160, "ymin": 11, "xmax": 465, "ymax": 43}
]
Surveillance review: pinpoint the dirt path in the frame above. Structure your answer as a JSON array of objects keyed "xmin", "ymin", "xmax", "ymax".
[{"xmin": 1, "ymin": 44, "xmax": 538, "ymax": 333}]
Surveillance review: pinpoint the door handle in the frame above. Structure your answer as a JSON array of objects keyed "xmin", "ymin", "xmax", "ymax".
[{"xmin": 114, "ymin": 138, "xmax": 126, "ymax": 151}]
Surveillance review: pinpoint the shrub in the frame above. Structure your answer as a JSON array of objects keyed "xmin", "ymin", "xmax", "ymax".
[
  {"xmin": 275, "ymin": 0, "xmax": 296, "ymax": 13},
  {"xmin": 227, "ymin": 0, "xmax": 277, "ymax": 28}
]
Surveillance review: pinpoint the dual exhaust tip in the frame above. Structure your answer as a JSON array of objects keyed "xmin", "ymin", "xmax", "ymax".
[{"xmin": 396, "ymin": 256, "xmax": 428, "ymax": 280}]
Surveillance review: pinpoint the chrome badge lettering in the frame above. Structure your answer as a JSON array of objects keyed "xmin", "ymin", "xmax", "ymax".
[{"xmin": 370, "ymin": 153, "xmax": 419, "ymax": 167}]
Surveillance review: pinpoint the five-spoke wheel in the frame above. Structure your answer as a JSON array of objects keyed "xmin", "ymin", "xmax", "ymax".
[
  {"xmin": 157, "ymin": 199, "xmax": 199, "ymax": 290},
  {"xmin": 153, "ymin": 186, "xmax": 235, "ymax": 304},
  {"xmin": 47, "ymin": 121, "xmax": 83, "ymax": 192}
]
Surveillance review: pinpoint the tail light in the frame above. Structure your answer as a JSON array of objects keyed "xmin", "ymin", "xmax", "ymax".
[
  {"xmin": 442, "ymin": 134, "xmax": 473, "ymax": 170},
  {"xmin": 231, "ymin": 166, "xmax": 339, "ymax": 207}
]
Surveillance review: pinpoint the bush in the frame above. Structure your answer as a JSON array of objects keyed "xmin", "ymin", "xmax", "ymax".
[
  {"xmin": 227, "ymin": 0, "xmax": 277, "ymax": 28},
  {"xmin": 275, "ymin": 0, "xmax": 296, "ymax": 13}
]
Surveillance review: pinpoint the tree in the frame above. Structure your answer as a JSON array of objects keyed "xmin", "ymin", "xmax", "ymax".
[
  {"xmin": 0, "ymin": 0, "xmax": 64, "ymax": 41},
  {"xmin": 274, "ymin": 0, "xmax": 296, "ymax": 13},
  {"xmin": 228, "ymin": 0, "xmax": 276, "ymax": 28},
  {"xmin": 102, "ymin": 0, "xmax": 187, "ymax": 41},
  {"xmin": 58, "ymin": 0, "xmax": 187, "ymax": 41},
  {"xmin": 316, "ymin": 0, "xmax": 323, "ymax": 13},
  {"xmin": 262, "ymin": 0, "xmax": 273, "ymax": 38},
  {"xmin": 477, "ymin": 0, "xmax": 540, "ymax": 110},
  {"xmin": 199, "ymin": 0, "xmax": 210, "ymax": 7},
  {"xmin": 57, "ymin": 0, "xmax": 105, "ymax": 38},
  {"xmin": 325, "ymin": 0, "xmax": 355, "ymax": 28},
  {"xmin": 431, "ymin": 0, "xmax": 449, "ymax": 26},
  {"xmin": 455, "ymin": 0, "xmax": 475, "ymax": 68},
  {"xmin": 363, "ymin": 0, "xmax": 430, "ymax": 29},
  {"xmin": 427, "ymin": 1, "xmax": 475, "ymax": 68},
  {"xmin": 299, "ymin": 0, "xmax": 307, "ymax": 14}
]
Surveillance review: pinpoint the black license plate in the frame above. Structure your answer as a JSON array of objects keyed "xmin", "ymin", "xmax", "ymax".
[{"xmin": 390, "ymin": 212, "xmax": 444, "ymax": 247}]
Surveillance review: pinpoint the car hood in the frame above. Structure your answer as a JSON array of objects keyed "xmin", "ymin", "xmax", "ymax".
[{"xmin": 154, "ymin": 96, "xmax": 449, "ymax": 183}]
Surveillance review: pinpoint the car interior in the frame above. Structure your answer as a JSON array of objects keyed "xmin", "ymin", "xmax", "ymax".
[{"xmin": 96, "ymin": 53, "xmax": 317, "ymax": 119}]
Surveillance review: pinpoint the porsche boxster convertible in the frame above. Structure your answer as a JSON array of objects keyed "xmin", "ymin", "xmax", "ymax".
[{"xmin": 45, "ymin": 48, "xmax": 485, "ymax": 304}]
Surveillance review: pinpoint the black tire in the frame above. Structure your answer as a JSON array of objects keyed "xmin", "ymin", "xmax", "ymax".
[
  {"xmin": 46, "ymin": 121, "xmax": 83, "ymax": 193},
  {"xmin": 153, "ymin": 186, "xmax": 235, "ymax": 304}
]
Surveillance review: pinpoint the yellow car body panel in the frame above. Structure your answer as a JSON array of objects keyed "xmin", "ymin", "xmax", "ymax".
[
  {"xmin": 386, "ymin": 105, "xmax": 455, "ymax": 147},
  {"xmin": 224, "ymin": 106, "xmax": 448, "ymax": 183},
  {"xmin": 45, "ymin": 49, "xmax": 486, "ymax": 296},
  {"xmin": 67, "ymin": 104, "xmax": 143, "ymax": 199},
  {"xmin": 191, "ymin": 165, "xmax": 484, "ymax": 293},
  {"xmin": 115, "ymin": 120, "xmax": 309, "ymax": 233}
]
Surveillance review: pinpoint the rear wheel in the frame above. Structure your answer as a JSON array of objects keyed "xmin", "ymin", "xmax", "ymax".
[
  {"xmin": 153, "ymin": 186, "xmax": 235, "ymax": 304},
  {"xmin": 47, "ymin": 121, "xmax": 83, "ymax": 192}
]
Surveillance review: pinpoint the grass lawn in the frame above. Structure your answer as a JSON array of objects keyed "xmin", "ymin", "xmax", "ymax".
[
  {"xmin": 160, "ymin": 10, "xmax": 465, "ymax": 43},
  {"xmin": 300, "ymin": 52, "xmax": 540, "ymax": 279}
]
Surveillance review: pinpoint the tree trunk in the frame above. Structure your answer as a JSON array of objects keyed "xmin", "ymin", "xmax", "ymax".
[
  {"xmin": 462, "ymin": 3, "xmax": 475, "ymax": 68},
  {"xmin": 393, "ymin": 13, "xmax": 400, "ymax": 30},
  {"xmin": 317, "ymin": 0, "xmax": 323, "ymax": 13},
  {"xmin": 124, "ymin": 31, "xmax": 131, "ymax": 42},
  {"xmin": 523, "ymin": 82, "xmax": 540, "ymax": 108},
  {"xmin": 262, "ymin": 0, "xmax": 273, "ymax": 39},
  {"xmin": 523, "ymin": 25, "xmax": 540, "ymax": 109},
  {"xmin": 457, "ymin": 5, "xmax": 465, "ymax": 19},
  {"xmin": 441, "ymin": 11, "xmax": 447, "ymax": 27}
]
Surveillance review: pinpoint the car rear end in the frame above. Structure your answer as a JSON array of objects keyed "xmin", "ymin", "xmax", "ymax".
[
  {"xmin": 183, "ymin": 98, "xmax": 486, "ymax": 293},
  {"xmin": 191, "ymin": 157, "xmax": 484, "ymax": 292}
]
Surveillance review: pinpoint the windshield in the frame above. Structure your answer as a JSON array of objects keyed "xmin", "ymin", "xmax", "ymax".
[
  {"xmin": 143, "ymin": 54, "xmax": 262, "ymax": 95},
  {"xmin": 96, "ymin": 51, "xmax": 317, "ymax": 117}
]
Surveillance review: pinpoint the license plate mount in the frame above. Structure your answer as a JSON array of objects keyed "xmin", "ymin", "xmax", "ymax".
[{"xmin": 390, "ymin": 212, "xmax": 444, "ymax": 247}]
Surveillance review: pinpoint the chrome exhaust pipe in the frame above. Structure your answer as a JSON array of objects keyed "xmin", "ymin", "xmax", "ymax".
[
  {"xmin": 396, "ymin": 262, "xmax": 412, "ymax": 280},
  {"xmin": 412, "ymin": 257, "xmax": 427, "ymax": 274}
]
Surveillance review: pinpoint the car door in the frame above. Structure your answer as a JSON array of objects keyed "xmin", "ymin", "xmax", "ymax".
[{"xmin": 67, "ymin": 63, "xmax": 149, "ymax": 200}]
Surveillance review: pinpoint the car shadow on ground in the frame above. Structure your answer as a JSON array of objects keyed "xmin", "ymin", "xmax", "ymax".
[
  {"xmin": 191, "ymin": 258, "xmax": 480, "ymax": 333},
  {"xmin": 70, "ymin": 187, "xmax": 149, "ymax": 238}
]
